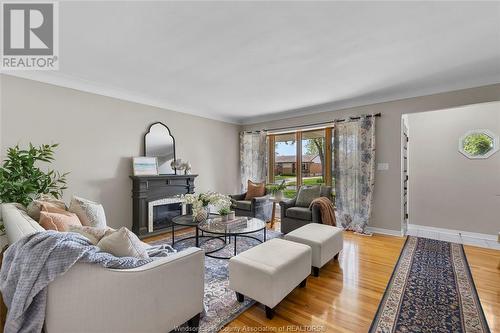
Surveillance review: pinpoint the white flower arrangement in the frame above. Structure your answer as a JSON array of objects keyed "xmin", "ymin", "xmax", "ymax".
[
  {"xmin": 208, "ymin": 192, "xmax": 232, "ymax": 212},
  {"xmin": 181, "ymin": 191, "xmax": 232, "ymax": 219}
]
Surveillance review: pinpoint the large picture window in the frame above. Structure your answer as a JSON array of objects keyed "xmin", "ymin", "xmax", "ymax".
[{"xmin": 268, "ymin": 127, "xmax": 333, "ymax": 198}]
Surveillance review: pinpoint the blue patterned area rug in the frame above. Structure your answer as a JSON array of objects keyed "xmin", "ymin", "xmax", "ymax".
[
  {"xmin": 151, "ymin": 228, "xmax": 282, "ymax": 333},
  {"xmin": 370, "ymin": 236, "xmax": 490, "ymax": 333}
]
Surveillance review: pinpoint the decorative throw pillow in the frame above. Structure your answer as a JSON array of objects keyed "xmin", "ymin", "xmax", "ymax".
[
  {"xmin": 68, "ymin": 225, "xmax": 115, "ymax": 245},
  {"xmin": 39, "ymin": 206, "xmax": 82, "ymax": 232},
  {"xmin": 245, "ymin": 180, "xmax": 266, "ymax": 200},
  {"xmin": 39, "ymin": 213, "xmax": 59, "ymax": 231},
  {"xmin": 68, "ymin": 196, "xmax": 107, "ymax": 228},
  {"xmin": 97, "ymin": 227, "xmax": 149, "ymax": 259},
  {"xmin": 27, "ymin": 194, "xmax": 67, "ymax": 221},
  {"xmin": 296, "ymin": 185, "xmax": 321, "ymax": 208}
]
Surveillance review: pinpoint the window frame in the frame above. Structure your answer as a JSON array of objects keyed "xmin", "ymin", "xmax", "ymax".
[{"xmin": 268, "ymin": 127, "xmax": 334, "ymax": 189}]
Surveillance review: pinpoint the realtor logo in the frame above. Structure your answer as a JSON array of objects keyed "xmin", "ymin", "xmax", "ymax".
[{"xmin": 1, "ymin": 2, "xmax": 59, "ymax": 70}]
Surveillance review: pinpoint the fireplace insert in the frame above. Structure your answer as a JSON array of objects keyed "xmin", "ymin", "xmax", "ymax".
[{"xmin": 148, "ymin": 198, "xmax": 187, "ymax": 233}]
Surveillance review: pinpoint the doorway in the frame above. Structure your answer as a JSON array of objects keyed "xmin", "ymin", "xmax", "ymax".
[
  {"xmin": 401, "ymin": 115, "xmax": 409, "ymax": 235},
  {"xmin": 401, "ymin": 104, "xmax": 500, "ymax": 242}
]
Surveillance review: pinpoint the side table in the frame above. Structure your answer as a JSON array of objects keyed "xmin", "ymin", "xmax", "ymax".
[{"xmin": 269, "ymin": 197, "xmax": 283, "ymax": 228}]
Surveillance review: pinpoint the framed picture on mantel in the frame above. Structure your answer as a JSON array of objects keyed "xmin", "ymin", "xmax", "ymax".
[{"xmin": 132, "ymin": 157, "xmax": 158, "ymax": 176}]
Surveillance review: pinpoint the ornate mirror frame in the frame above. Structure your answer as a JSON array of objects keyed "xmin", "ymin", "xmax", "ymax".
[{"xmin": 144, "ymin": 122, "xmax": 177, "ymax": 174}]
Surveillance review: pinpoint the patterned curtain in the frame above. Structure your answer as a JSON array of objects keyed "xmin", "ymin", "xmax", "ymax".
[
  {"xmin": 333, "ymin": 116, "xmax": 376, "ymax": 234},
  {"xmin": 240, "ymin": 131, "xmax": 268, "ymax": 192}
]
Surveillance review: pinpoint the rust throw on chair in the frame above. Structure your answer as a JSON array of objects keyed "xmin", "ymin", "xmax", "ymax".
[{"xmin": 309, "ymin": 197, "xmax": 336, "ymax": 227}]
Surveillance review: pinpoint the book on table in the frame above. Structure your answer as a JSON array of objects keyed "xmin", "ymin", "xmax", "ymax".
[{"xmin": 211, "ymin": 217, "xmax": 248, "ymax": 230}]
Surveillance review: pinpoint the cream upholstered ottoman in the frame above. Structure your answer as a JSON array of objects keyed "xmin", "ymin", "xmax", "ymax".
[
  {"xmin": 229, "ymin": 238, "xmax": 312, "ymax": 319},
  {"xmin": 285, "ymin": 223, "xmax": 343, "ymax": 277}
]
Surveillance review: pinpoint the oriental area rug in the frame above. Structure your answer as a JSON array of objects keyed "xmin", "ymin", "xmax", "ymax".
[
  {"xmin": 369, "ymin": 236, "xmax": 490, "ymax": 333},
  {"xmin": 152, "ymin": 228, "xmax": 282, "ymax": 333}
]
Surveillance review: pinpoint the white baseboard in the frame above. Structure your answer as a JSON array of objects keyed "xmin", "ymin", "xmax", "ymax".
[
  {"xmin": 366, "ymin": 224, "xmax": 497, "ymax": 241},
  {"xmin": 366, "ymin": 227, "xmax": 404, "ymax": 237},
  {"xmin": 407, "ymin": 224, "xmax": 497, "ymax": 241}
]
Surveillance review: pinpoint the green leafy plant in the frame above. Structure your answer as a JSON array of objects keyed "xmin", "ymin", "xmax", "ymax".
[
  {"xmin": 0, "ymin": 143, "xmax": 68, "ymax": 207},
  {"xmin": 266, "ymin": 180, "xmax": 287, "ymax": 194},
  {"xmin": 218, "ymin": 207, "xmax": 231, "ymax": 216}
]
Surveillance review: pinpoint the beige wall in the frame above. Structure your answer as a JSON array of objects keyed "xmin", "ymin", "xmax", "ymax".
[
  {"xmin": 0, "ymin": 76, "xmax": 2, "ymax": 158},
  {"xmin": 0, "ymin": 75, "xmax": 240, "ymax": 230},
  {"xmin": 408, "ymin": 102, "xmax": 500, "ymax": 234},
  {"xmin": 2, "ymin": 73, "xmax": 500, "ymax": 233},
  {"xmin": 243, "ymin": 84, "xmax": 500, "ymax": 232}
]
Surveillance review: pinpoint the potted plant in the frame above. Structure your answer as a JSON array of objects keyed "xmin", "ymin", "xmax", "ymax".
[
  {"xmin": 266, "ymin": 180, "xmax": 287, "ymax": 201},
  {"xmin": 0, "ymin": 143, "xmax": 68, "ymax": 234},
  {"xmin": 183, "ymin": 193, "xmax": 210, "ymax": 222},
  {"xmin": 218, "ymin": 207, "xmax": 231, "ymax": 222},
  {"xmin": 182, "ymin": 191, "xmax": 232, "ymax": 222},
  {"xmin": 0, "ymin": 143, "xmax": 68, "ymax": 207}
]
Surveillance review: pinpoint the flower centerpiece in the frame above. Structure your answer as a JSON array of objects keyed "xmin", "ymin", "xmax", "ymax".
[{"xmin": 182, "ymin": 191, "xmax": 232, "ymax": 222}]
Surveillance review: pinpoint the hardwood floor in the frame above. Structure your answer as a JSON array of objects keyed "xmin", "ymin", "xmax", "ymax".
[
  {"xmin": 464, "ymin": 245, "xmax": 500, "ymax": 332},
  {"xmin": 224, "ymin": 232, "xmax": 406, "ymax": 333},
  {"xmin": 0, "ymin": 226, "xmax": 496, "ymax": 332},
  {"xmin": 147, "ymin": 225, "xmax": 500, "ymax": 332}
]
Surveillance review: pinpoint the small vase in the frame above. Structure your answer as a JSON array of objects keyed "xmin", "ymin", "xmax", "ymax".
[
  {"xmin": 194, "ymin": 208, "xmax": 208, "ymax": 222},
  {"xmin": 228, "ymin": 211, "xmax": 236, "ymax": 220},
  {"xmin": 275, "ymin": 191, "xmax": 283, "ymax": 201},
  {"xmin": 221, "ymin": 215, "xmax": 228, "ymax": 222}
]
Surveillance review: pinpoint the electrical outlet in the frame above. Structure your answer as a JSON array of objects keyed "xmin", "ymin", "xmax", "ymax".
[{"xmin": 377, "ymin": 163, "xmax": 389, "ymax": 171}]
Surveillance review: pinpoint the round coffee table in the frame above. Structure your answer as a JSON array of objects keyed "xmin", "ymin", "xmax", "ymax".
[
  {"xmin": 198, "ymin": 217, "xmax": 267, "ymax": 259},
  {"xmin": 171, "ymin": 214, "xmax": 202, "ymax": 247},
  {"xmin": 171, "ymin": 214, "xmax": 226, "ymax": 247}
]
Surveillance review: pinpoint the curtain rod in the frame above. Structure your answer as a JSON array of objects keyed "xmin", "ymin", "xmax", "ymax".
[{"xmin": 245, "ymin": 113, "xmax": 381, "ymax": 133}]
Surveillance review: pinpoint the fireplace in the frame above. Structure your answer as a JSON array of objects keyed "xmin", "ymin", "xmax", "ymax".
[
  {"xmin": 148, "ymin": 197, "xmax": 187, "ymax": 233},
  {"xmin": 130, "ymin": 174, "xmax": 197, "ymax": 238}
]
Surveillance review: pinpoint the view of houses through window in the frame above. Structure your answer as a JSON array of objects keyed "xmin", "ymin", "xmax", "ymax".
[
  {"xmin": 273, "ymin": 133, "xmax": 297, "ymax": 198},
  {"xmin": 269, "ymin": 128, "xmax": 333, "ymax": 198},
  {"xmin": 301, "ymin": 130, "xmax": 326, "ymax": 188}
]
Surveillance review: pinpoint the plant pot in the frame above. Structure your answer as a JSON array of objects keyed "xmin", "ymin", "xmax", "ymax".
[
  {"xmin": 274, "ymin": 190, "xmax": 283, "ymax": 201},
  {"xmin": 221, "ymin": 214, "xmax": 229, "ymax": 222},
  {"xmin": 194, "ymin": 208, "xmax": 208, "ymax": 223},
  {"xmin": 228, "ymin": 211, "xmax": 236, "ymax": 220}
]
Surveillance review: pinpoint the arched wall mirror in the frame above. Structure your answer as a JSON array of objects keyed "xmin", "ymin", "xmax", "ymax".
[
  {"xmin": 459, "ymin": 129, "xmax": 499, "ymax": 159},
  {"xmin": 144, "ymin": 122, "xmax": 176, "ymax": 174}
]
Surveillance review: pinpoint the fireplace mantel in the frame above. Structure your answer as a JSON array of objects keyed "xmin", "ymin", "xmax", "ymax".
[{"xmin": 130, "ymin": 174, "xmax": 197, "ymax": 238}]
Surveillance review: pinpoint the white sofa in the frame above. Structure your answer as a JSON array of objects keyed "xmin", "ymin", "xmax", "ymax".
[{"xmin": 1, "ymin": 203, "xmax": 205, "ymax": 333}]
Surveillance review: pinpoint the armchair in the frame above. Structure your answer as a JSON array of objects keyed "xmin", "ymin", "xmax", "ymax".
[
  {"xmin": 279, "ymin": 186, "xmax": 333, "ymax": 234},
  {"xmin": 229, "ymin": 189, "xmax": 272, "ymax": 221}
]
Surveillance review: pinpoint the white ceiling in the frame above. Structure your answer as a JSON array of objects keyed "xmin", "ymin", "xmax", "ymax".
[{"xmin": 7, "ymin": 1, "xmax": 500, "ymax": 124}]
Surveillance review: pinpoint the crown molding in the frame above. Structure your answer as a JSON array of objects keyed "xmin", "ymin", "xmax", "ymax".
[
  {"xmin": 1, "ymin": 72, "xmax": 241, "ymax": 124},
  {"xmin": 239, "ymin": 80, "xmax": 500, "ymax": 125},
  {"xmin": 3, "ymin": 72, "xmax": 500, "ymax": 126}
]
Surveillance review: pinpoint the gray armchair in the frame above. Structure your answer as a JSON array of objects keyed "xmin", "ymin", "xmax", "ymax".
[
  {"xmin": 279, "ymin": 186, "xmax": 333, "ymax": 234},
  {"xmin": 230, "ymin": 190, "xmax": 272, "ymax": 221}
]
